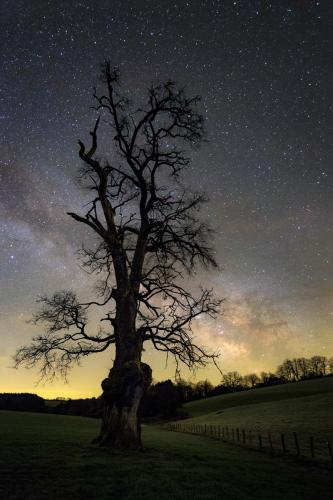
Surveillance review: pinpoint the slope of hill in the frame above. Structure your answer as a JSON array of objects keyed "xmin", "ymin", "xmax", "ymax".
[
  {"xmin": 184, "ymin": 376, "xmax": 333, "ymax": 417},
  {"xmin": 183, "ymin": 392, "xmax": 333, "ymax": 434},
  {"xmin": 180, "ymin": 377, "xmax": 333, "ymax": 461}
]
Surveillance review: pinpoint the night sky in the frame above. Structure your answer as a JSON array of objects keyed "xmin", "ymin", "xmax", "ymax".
[{"xmin": 1, "ymin": 1, "xmax": 332, "ymax": 398}]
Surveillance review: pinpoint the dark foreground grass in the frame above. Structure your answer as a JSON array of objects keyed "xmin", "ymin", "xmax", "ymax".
[{"xmin": 0, "ymin": 411, "xmax": 333, "ymax": 500}]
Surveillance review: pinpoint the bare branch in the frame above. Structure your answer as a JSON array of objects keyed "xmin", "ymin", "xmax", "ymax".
[{"xmin": 14, "ymin": 291, "xmax": 116, "ymax": 380}]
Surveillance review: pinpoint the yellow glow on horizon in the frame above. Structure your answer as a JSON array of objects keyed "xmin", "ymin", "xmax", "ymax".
[{"xmin": 1, "ymin": 305, "xmax": 332, "ymax": 399}]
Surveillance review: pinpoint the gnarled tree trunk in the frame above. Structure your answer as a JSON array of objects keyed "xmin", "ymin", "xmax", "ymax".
[
  {"xmin": 94, "ymin": 294, "xmax": 152, "ymax": 449},
  {"xmin": 96, "ymin": 360, "xmax": 152, "ymax": 449}
]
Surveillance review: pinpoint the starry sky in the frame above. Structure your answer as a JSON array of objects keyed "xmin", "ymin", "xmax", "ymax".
[{"xmin": 1, "ymin": 0, "xmax": 332, "ymax": 398}]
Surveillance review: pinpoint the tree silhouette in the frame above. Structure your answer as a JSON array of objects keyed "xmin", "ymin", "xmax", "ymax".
[
  {"xmin": 243, "ymin": 373, "xmax": 259, "ymax": 388},
  {"xmin": 14, "ymin": 62, "xmax": 221, "ymax": 449},
  {"xmin": 222, "ymin": 371, "xmax": 243, "ymax": 390}
]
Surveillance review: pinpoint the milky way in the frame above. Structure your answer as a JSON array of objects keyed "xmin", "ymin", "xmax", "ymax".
[{"xmin": 1, "ymin": 1, "xmax": 332, "ymax": 397}]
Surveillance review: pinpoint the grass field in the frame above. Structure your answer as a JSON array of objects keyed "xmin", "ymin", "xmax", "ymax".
[
  {"xmin": 181, "ymin": 377, "xmax": 333, "ymax": 461},
  {"xmin": 184, "ymin": 377, "xmax": 333, "ymax": 417},
  {"xmin": 1, "ymin": 411, "xmax": 333, "ymax": 500}
]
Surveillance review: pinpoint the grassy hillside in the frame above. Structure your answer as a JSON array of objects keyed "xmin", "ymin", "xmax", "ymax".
[
  {"xmin": 1, "ymin": 411, "xmax": 333, "ymax": 499},
  {"xmin": 181, "ymin": 378, "xmax": 333, "ymax": 461},
  {"xmin": 184, "ymin": 392, "xmax": 333, "ymax": 434},
  {"xmin": 184, "ymin": 377, "xmax": 333, "ymax": 417}
]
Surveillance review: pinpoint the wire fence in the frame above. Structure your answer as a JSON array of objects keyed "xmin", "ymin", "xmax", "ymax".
[{"xmin": 165, "ymin": 422, "xmax": 333, "ymax": 466}]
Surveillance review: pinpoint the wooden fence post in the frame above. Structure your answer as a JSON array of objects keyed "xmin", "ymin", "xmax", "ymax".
[
  {"xmin": 179, "ymin": 422, "xmax": 333, "ymax": 465},
  {"xmin": 281, "ymin": 433, "xmax": 287, "ymax": 453},
  {"xmin": 293, "ymin": 432, "xmax": 300, "ymax": 456},
  {"xmin": 310, "ymin": 436, "xmax": 315, "ymax": 459},
  {"xmin": 328, "ymin": 440, "xmax": 333, "ymax": 463}
]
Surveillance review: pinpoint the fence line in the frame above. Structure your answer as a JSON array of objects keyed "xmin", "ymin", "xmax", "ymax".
[{"xmin": 165, "ymin": 422, "xmax": 333, "ymax": 466}]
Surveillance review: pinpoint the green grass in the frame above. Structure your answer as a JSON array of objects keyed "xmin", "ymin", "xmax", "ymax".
[
  {"xmin": 1, "ymin": 411, "xmax": 333, "ymax": 499},
  {"xmin": 184, "ymin": 377, "xmax": 333, "ymax": 417},
  {"xmin": 181, "ymin": 378, "xmax": 333, "ymax": 461}
]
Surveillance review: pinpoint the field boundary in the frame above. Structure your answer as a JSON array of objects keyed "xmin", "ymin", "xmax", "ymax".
[{"xmin": 165, "ymin": 422, "xmax": 333, "ymax": 468}]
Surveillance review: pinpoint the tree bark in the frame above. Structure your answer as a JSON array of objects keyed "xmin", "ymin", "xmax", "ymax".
[
  {"xmin": 95, "ymin": 360, "xmax": 152, "ymax": 449},
  {"xmin": 93, "ymin": 295, "xmax": 152, "ymax": 449}
]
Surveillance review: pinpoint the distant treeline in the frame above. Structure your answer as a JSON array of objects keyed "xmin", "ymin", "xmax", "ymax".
[
  {"xmin": 0, "ymin": 381, "xmax": 184, "ymax": 420},
  {"xmin": 52, "ymin": 380, "xmax": 184, "ymax": 420},
  {"xmin": 0, "ymin": 393, "xmax": 45, "ymax": 412},
  {"xmin": 217, "ymin": 354, "xmax": 333, "ymax": 394},
  {"xmin": 1, "ymin": 354, "xmax": 332, "ymax": 419}
]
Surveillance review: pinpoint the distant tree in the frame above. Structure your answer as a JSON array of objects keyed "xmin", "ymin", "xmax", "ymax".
[
  {"xmin": 309, "ymin": 355, "xmax": 327, "ymax": 377},
  {"xmin": 195, "ymin": 379, "xmax": 214, "ymax": 398},
  {"xmin": 276, "ymin": 359, "xmax": 298, "ymax": 382},
  {"xmin": 295, "ymin": 357, "xmax": 311, "ymax": 379},
  {"xmin": 290, "ymin": 358, "xmax": 301, "ymax": 381},
  {"xmin": 276, "ymin": 364, "xmax": 289, "ymax": 382},
  {"xmin": 243, "ymin": 373, "xmax": 260, "ymax": 388},
  {"xmin": 327, "ymin": 356, "xmax": 333, "ymax": 375},
  {"xmin": 260, "ymin": 371, "xmax": 280, "ymax": 386},
  {"xmin": 14, "ymin": 61, "xmax": 221, "ymax": 450},
  {"xmin": 175, "ymin": 379, "xmax": 195, "ymax": 403},
  {"xmin": 222, "ymin": 371, "xmax": 243, "ymax": 390}
]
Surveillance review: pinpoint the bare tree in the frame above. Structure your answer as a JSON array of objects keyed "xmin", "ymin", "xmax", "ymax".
[
  {"xmin": 14, "ymin": 62, "xmax": 221, "ymax": 449},
  {"xmin": 195, "ymin": 379, "xmax": 214, "ymax": 398},
  {"xmin": 295, "ymin": 357, "xmax": 310, "ymax": 379},
  {"xmin": 243, "ymin": 373, "xmax": 259, "ymax": 388},
  {"xmin": 276, "ymin": 359, "xmax": 296, "ymax": 382},
  {"xmin": 327, "ymin": 356, "xmax": 333, "ymax": 375},
  {"xmin": 309, "ymin": 355, "xmax": 327, "ymax": 377},
  {"xmin": 222, "ymin": 371, "xmax": 243, "ymax": 390}
]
